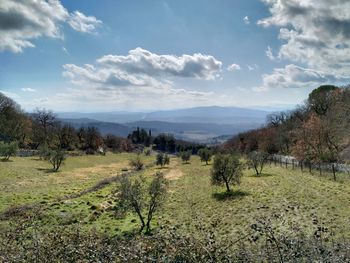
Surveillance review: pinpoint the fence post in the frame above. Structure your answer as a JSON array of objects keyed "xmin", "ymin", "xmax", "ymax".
[
  {"xmin": 285, "ymin": 161, "xmax": 288, "ymax": 169},
  {"xmin": 300, "ymin": 161, "xmax": 303, "ymax": 172},
  {"xmin": 319, "ymin": 163, "xmax": 322, "ymax": 176},
  {"xmin": 332, "ymin": 164, "xmax": 336, "ymax": 181},
  {"xmin": 292, "ymin": 159, "xmax": 295, "ymax": 170}
]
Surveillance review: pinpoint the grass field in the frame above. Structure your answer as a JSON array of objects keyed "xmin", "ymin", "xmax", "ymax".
[{"xmin": 1, "ymin": 153, "xmax": 350, "ymax": 239}]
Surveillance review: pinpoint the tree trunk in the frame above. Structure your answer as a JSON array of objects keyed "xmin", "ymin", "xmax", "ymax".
[
  {"xmin": 332, "ymin": 164, "xmax": 336, "ymax": 181},
  {"xmin": 225, "ymin": 180, "xmax": 231, "ymax": 192}
]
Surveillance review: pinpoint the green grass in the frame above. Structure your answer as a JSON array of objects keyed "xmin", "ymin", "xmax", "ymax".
[{"xmin": 1, "ymin": 153, "xmax": 350, "ymax": 239}]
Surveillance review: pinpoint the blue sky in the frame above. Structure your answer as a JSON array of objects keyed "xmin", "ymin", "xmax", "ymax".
[{"xmin": 1, "ymin": 0, "xmax": 350, "ymax": 112}]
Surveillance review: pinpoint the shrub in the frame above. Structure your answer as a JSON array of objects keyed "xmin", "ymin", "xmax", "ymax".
[
  {"xmin": 0, "ymin": 141, "xmax": 18, "ymax": 161},
  {"xmin": 129, "ymin": 154, "xmax": 144, "ymax": 171}
]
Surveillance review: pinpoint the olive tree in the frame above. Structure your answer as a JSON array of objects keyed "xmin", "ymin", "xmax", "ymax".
[
  {"xmin": 156, "ymin": 153, "xmax": 170, "ymax": 167},
  {"xmin": 0, "ymin": 141, "xmax": 18, "ymax": 161},
  {"xmin": 47, "ymin": 149, "xmax": 66, "ymax": 172},
  {"xmin": 247, "ymin": 151, "xmax": 269, "ymax": 176},
  {"xmin": 179, "ymin": 151, "xmax": 191, "ymax": 164},
  {"xmin": 198, "ymin": 148, "xmax": 212, "ymax": 165},
  {"xmin": 117, "ymin": 172, "xmax": 167, "ymax": 233},
  {"xmin": 211, "ymin": 154, "xmax": 243, "ymax": 192}
]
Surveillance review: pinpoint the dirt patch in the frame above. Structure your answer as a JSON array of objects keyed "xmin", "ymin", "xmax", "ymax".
[
  {"xmin": 165, "ymin": 169, "xmax": 183, "ymax": 180},
  {"xmin": 65, "ymin": 162, "xmax": 128, "ymax": 179}
]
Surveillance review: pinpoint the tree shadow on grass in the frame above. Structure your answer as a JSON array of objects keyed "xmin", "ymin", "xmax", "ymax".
[
  {"xmin": 212, "ymin": 190, "xmax": 249, "ymax": 201},
  {"xmin": 0, "ymin": 159, "xmax": 13, "ymax": 162},
  {"xmin": 250, "ymin": 172, "xmax": 274, "ymax": 178},
  {"xmin": 37, "ymin": 167, "xmax": 56, "ymax": 173}
]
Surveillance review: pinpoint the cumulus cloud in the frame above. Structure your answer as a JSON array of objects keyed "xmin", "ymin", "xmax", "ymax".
[
  {"xmin": 61, "ymin": 48, "xmax": 222, "ymax": 109},
  {"xmin": 0, "ymin": 0, "xmax": 102, "ymax": 53},
  {"xmin": 254, "ymin": 64, "xmax": 350, "ymax": 92},
  {"xmin": 258, "ymin": 0, "xmax": 350, "ymax": 75},
  {"xmin": 68, "ymin": 11, "xmax": 102, "ymax": 33},
  {"xmin": 63, "ymin": 48, "xmax": 222, "ymax": 89},
  {"xmin": 227, "ymin": 64, "xmax": 241, "ymax": 72}
]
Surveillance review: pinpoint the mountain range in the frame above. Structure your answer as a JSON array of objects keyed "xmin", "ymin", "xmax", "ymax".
[{"xmin": 58, "ymin": 106, "xmax": 271, "ymax": 144}]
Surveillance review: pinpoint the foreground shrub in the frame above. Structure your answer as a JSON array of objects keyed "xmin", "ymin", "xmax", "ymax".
[{"xmin": 1, "ymin": 216, "xmax": 350, "ymax": 262}]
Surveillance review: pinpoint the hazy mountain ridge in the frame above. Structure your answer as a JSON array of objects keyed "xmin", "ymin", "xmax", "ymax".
[{"xmin": 59, "ymin": 106, "xmax": 270, "ymax": 143}]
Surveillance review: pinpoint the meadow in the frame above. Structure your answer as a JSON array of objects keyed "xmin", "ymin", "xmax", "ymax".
[{"xmin": 1, "ymin": 152, "xmax": 350, "ymax": 241}]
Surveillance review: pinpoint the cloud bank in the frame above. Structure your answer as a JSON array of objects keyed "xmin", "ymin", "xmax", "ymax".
[{"xmin": 0, "ymin": 0, "xmax": 102, "ymax": 53}]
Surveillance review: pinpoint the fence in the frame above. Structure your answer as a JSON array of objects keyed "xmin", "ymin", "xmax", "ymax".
[{"xmin": 268, "ymin": 154, "xmax": 350, "ymax": 181}]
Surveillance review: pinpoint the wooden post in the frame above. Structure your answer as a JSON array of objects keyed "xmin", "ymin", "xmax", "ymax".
[
  {"xmin": 319, "ymin": 163, "xmax": 322, "ymax": 176},
  {"xmin": 292, "ymin": 159, "xmax": 295, "ymax": 170},
  {"xmin": 300, "ymin": 161, "xmax": 303, "ymax": 172},
  {"xmin": 285, "ymin": 161, "xmax": 287, "ymax": 169},
  {"xmin": 332, "ymin": 164, "xmax": 336, "ymax": 181}
]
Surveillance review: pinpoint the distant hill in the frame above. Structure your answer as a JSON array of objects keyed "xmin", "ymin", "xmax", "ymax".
[
  {"xmin": 58, "ymin": 106, "xmax": 269, "ymax": 125},
  {"xmin": 58, "ymin": 106, "xmax": 270, "ymax": 143},
  {"xmin": 61, "ymin": 118, "xmax": 132, "ymax": 137}
]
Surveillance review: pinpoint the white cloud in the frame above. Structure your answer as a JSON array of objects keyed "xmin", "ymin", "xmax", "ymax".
[
  {"xmin": 68, "ymin": 11, "xmax": 102, "ymax": 33},
  {"xmin": 0, "ymin": 0, "xmax": 102, "ymax": 53},
  {"xmin": 243, "ymin": 16, "xmax": 250, "ymax": 25},
  {"xmin": 265, "ymin": 46, "xmax": 275, "ymax": 60},
  {"xmin": 63, "ymin": 48, "xmax": 222, "ymax": 90},
  {"xmin": 247, "ymin": 64, "xmax": 258, "ymax": 71},
  {"xmin": 60, "ymin": 48, "xmax": 223, "ymax": 110},
  {"xmin": 227, "ymin": 63, "xmax": 241, "ymax": 72},
  {"xmin": 62, "ymin": 47, "xmax": 68, "ymax": 54},
  {"xmin": 254, "ymin": 64, "xmax": 350, "ymax": 92},
  {"xmin": 21, "ymin": 88, "xmax": 36, "ymax": 92},
  {"xmin": 258, "ymin": 0, "xmax": 350, "ymax": 75}
]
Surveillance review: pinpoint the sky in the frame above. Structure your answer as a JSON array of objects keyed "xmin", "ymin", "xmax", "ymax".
[{"xmin": 1, "ymin": 0, "xmax": 350, "ymax": 112}]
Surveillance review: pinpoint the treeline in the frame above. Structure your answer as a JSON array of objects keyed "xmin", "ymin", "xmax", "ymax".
[
  {"xmin": 224, "ymin": 85, "xmax": 350, "ymax": 167},
  {"xmin": 0, "ymin": 92, "xmax": 204, "ymax": 156},
  {"xmin": 0, "ymin": 92, "xmax": 131, "ymax": 153}
]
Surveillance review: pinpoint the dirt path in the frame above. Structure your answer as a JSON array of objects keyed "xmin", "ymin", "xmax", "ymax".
[{"xmin": 164, "ymin": 159, "xmax": 184, "ymax": 180}]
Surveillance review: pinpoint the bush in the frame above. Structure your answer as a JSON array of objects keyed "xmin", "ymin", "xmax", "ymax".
[
  {"xmin": 0, "ymin": 141, "xmax": 18, "ymax": 161},
  {"xmin": 129, "ymin": 154, "xmax": 144, "ymax": 171}
]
